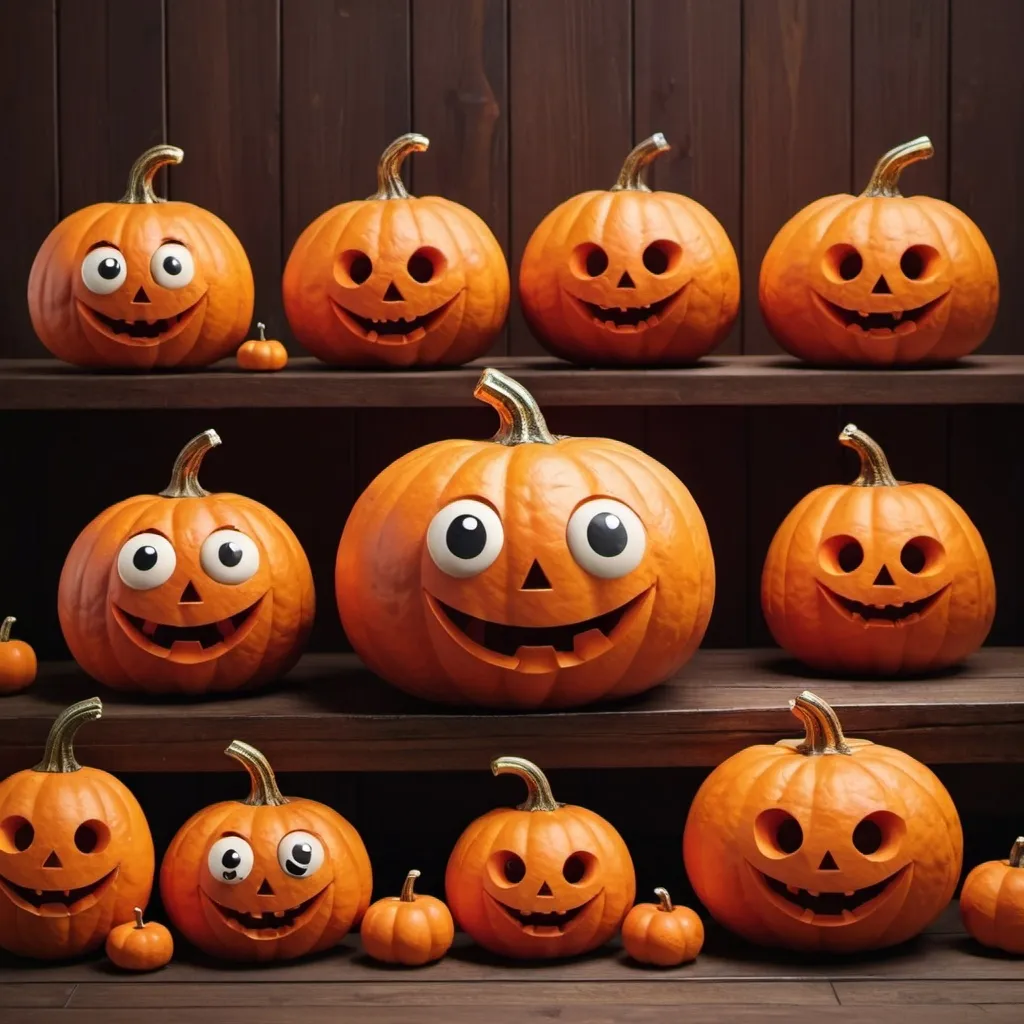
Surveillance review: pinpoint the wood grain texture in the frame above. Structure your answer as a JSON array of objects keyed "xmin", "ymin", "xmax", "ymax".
[
  {"xmin": 835, "ymin": 979, "xmax": 1024, "ymax": 1004},
  {"xmin": 0, "ymin": 983, "xmax": 75, "ymax": 1007}
]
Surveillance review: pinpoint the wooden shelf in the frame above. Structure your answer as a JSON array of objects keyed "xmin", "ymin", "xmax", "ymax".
[
  {"xmin": 1, "ymin": 355, "xmax": 1023, "ymax": 409},
  {"xmin": 2, "ymin": 649, "xmax": 1023, "ymax": 774}
]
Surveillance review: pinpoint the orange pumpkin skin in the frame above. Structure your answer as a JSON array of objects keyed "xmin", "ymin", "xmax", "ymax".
[
  {"xmin": 0, "ymin": 699, "xmax": 155, "ymax": 960},
  {"xmin": 762, "ymin": 424, "xmax": 994, "ymax": 676},
  {"xmin": 283, "ymin": 134, "xmax": 508, "ymax": 368},
  {"xmin": 337, "ymin": 369, "xmax": 714, "ymax": 709},
  {"xmin": 58, "ymin": 430, "xmax": 314, "ymax": 696},
  {"xmin": 236, "ymin": 322, "xmax": 288, "ymax": 371},
  {"xmin": 759, "ymin": 137, "xmax": 998, "ymax": 365},
  {"xmin": 360, "ymin": 870, "xmax": 455, "ymax": 965},
  {"xmin": 160, "ymin": 741, "xmax": 372, "ymax": 963},
  {"xmin": 960, "ymin": 839, "xmax": 1024, "ymax": 955},
  {"xmin": 621, "ymin": 888, "xmax": 703, "ymax": 966},
  {"xmin": 519, "ymin": 134, "xmax": 739, "ymax": 366},
  {"xmin": 683, "ymin": 692, "xmax": 962, "ymax": 954},
  {"xmin": 105, "ymin": 907, "xmax": 174, "ymax": 971},
  {"xmin": 0, "ymin": 617, "xmax": 37, "ymax": 694},
  {"xmin": 28, "ymin": 145, "xmax": 253, "ymax": 369},
  {"xmin": 446, "ymin": 757, "xmax": 635, "ymax": 960}
]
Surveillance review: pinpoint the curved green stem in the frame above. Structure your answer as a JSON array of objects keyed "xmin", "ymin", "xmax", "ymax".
[
  {"xmin": 159, "ymin": 430, "xmax": 221, "ymax": 498},
  {"xmin": 475, "ymin": 369, "xmax": 556, "ymax": 446},
  {"xmin": 370, "ymin": 133, "xmax": 428, "ymax": 200},
  {"xmin": 226, "ymin": 740, "xmax": 289, "ymax": 807},
  {"xmin": 839, "ymin": 424, "xmax": 898, "ymax": 487},
  {"xmin": 492, "ymin": 756, "xmax": 561, "ymax": 811},
  {"xmin": 610, "ymin": 133, "xmax": 670, "ymax": 192},
  {"xmin": 400, "ymin": 870, "xmax": 421, "ymax": 902},
  {"xmin": 861, "ymin": 136, "xmax": 933, "ymax": 198},
  {"xmin": 119, "ymin": 144, "xmax": 183, "ymax": 203},
  {"xmin": 0, "ymin": 616, "xmax": 14, "ymax": 643},
  {"xmin": 654, "ymin": 887, "xmax": 673, "ymax": 912},
  {"xmin": 34, "ymin": 697, "xmax": 102, "ymax": 773},
  {"xmin": 791, "ymin": 691, "xmax": 852, "ymax": 756}
]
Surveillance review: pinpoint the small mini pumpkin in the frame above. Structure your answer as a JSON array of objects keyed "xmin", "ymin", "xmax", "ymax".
[
  {"xmin": 29, "ymin": 145, "xmax": 254, "ymax": 369},
  {"xmin": 236, "ymin": 322, "xmax": 288, "ymax": 371},
  {"xmin": 105, "ymin": 907, "xmax": 174, "ymax": 971},
  {"xmin": 762, "ymin": 423, "xmax": 994, "ymax": 676},
  {"xmin": 360, "ymin": 870, "xmax": 455, "ymax": 965},
  {"xmin": 160, "ymin": 740, "xmax": 372, "ymax": 962},
  {"xmin": 445, "ymin": 756, "xmax": 635, "ymax": 960},
  {"xmin": 759, "ymin": 136, "xmax": 999, "ymax": 365},
  {"xmin": 59, "ymin": 429, "xmax": 314, "ymax": 695},
  {"xmin": 337, "ymin": 367, "xmax": 714, "ymax": 709},
  {"xmin": 0, "ymin": 698, "xmax": 155, "ymax": 960},
  {"xmin": 683, "ymin": 691, "xmax": 962, "ymax": 954},
  {"xmin": 960, "ymin": 838, "xmax": 1024, "ymax": 954},
  {"xmin": 519, "ymin": 133, "xmax": 739, "ymax": 365},
  {"xmin": 0, "ymin": 617, "xmax": 37, "ymax": 694},
  {"xmin": 621, "ymin": 888, "xmax": 703, "ymax": 966},
  {"xmin": 283, "ymin": 133, "xmax": 509, "ymax": 368}
]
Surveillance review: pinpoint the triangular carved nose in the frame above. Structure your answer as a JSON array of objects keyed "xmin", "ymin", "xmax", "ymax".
[
  {"xmin": 133, "ymin": 286, "xmax": 150, "ymax": 303},
  {"xmin": 43, "ymin": 851, "xmax": 62, "ymax": 868},
  {"xmin": 521, "ymin": 560, "xmax": 552, "ymax": 590},
  {"xmin": 871, "ymin": 275, "xmax": 892, "ymax": 294},
  {"xmin": 617, "ymin": 271, "xmax": 635, "ymax": 288},
  {"xmin": 873, "ymin": 565, "xmax": 895, "ymax": 586},
  {"xmin": 258, "ymin": 879, "xmax": 275, "ymax": 896},
  {"xmin": 179, "ymin": 581, "xmax": 202, "ymax": 604},
  {"xmin": 819, "ymin": 851, "xmax": 839, "ymax": 871},
  {"xmin": 383, "ymin": 282, "xmax": 404, "ymax": 302},
  {"xmin": 537, "ymin": 881, "xmax": 553, "ymax": 896}
]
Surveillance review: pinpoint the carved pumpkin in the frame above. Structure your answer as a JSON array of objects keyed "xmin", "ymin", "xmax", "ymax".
[
  {"xmin": 0, "ymin": 698, "xmax": 155, "ymax": 960},
  {"xmin": 762, "ymin": 424, "xmax": 995, "ymax": 676},
  {"xmin": 59, "ymin": 430, "xmax": 314, "ymax": 696},
  {"xmin": 683, "ymin": 691, "xmax": 962, "ymax": 954},
  {"xmin": 960, "ymin": 838, "xmax": 1024, "ymax": 954},
  {"xmin": 105, "ymin": 907, "xmax": 174, "ymax": 971},
  {"xmin": 160, "ymin": 740, "xmax": 372, "ymax": 962},
  {"xmin": 283, "ymin": 133, "xmax": 509, "ymax": 368},
  {"xmin": 0, "ymin": 617, "xmax": 37, "ymax": 694},
  {"xmin": 29, "ymin": 145, "xmax": 254, "ymax": 369},
  {"xmin": 519, "ymin": 133, "xmax": 739, "ymax": 365},
  {"xmin": 337, "ymin": 368, "xmax": 714, "ymax": 709},
  {"xmin": 360, "ymin": 869, "xmax": 455, "ymax": 965},
  {"xmin": 236, "ymin": 322, "xmax": 288, "ymax": 371},
  {"xmin": 759, "ymin": 136, "xmax": 999, "ymax": 365},
  {"xmin": 621, "ymin": 888, "xmax": 704, "ymax": 966},
  {"xmin": 446, "ymin": 756, "xmax": 634, "ymax": 960}
]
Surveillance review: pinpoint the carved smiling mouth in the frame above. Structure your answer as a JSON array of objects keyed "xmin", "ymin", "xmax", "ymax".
[
  {"xmin": 488, "ymin": 892, "xmax": 598, "ymax": 936},
  {"xmin": 817, "ymin": 582, "xmax": 948, "ymax": 627},
  {"xmin": 0, "ymin": 867, "xmax": 118, "ymax": 916},
  {"xmin": 575, "ymin": 286, "xmax": 685, "ymax": 331},
  {"xmin": 331, "ymin": 292, "xmax": 461, "ymax": 345},
  {"xmin": 77, "ymin": 295, "xmax": 206, "ymax": 346},
  {"xmin": 203, "ymin": 886, "xmax": 328, "ymax": 940},
  {"xmin": 814, "ymin": 291, "xmax": 948, "ymax": 334},
  {"xmin": 114, "ymin": 597, "xmax": 262, "ymax": 656},
  {"xmin": 756, "ymin": 864, "xmax": 908, "ymax": 923}
]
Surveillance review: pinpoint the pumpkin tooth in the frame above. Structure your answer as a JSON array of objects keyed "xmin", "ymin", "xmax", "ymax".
[
  {"xmin": 787, "ymin": 884, "xmax": 800, "ymax": 895},
  {"xmin": 892, "ymin": 309, "xmax": 903, "ymax": 321},
  {"xmin": 142, "ymin": 620, "xmax": 158, "ymax": 636},
  {"xmin": 844, "ymin": 891, "xmax": 856, "ymax": 897},
  {"xmin": 274, "ymin": 910, "xmax": 286, "ymax": 918},
  {"xmin": 63, "ymin": 889, "xmax": 71, "ymax": 897},
  {"xmin": 366, "ymin": 330, "xmax": 378, "ymax": 342},
  {"xmin": 35, "ymin": 889, "xmax": 43, "ymax": 896}
]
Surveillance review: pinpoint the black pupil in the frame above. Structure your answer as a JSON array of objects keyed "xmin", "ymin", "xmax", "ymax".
[
  {"xmin": 776, "ymin": 816, "xmax": 803, "ymax": 854},
  {"xmin": 839, "ymin": 250, "xmax": 862, "ymax": 280},
  {"xmin": 162, "ymin": 255, "xmax": 182, "ymax": 275},
  {"xmin": 901, "ymin": 542, "xmax": 927, "ymax": 574},
  {"xmin": 587, "ymin": 512, "xmax": 628, "ymax": 558},
  {"xmin": 853, "ymin": 818, "xmax": 884, "ymax": 855},
  {"xmin": 447, "ymin": 514, "xmax": 487, "ymax": 560},
  {"xmin": 350, "ymin": 253, "xmax": 372, "ymax": 284},
  {"xmin": 585, "ymin": 247, "xmax": 608, "ymax": 276},
  {"xmin": 408, "ymin": 252, "xmax": 434, "ymax": 283},
  {"xmin": 504, "ymin": 855, "xmax": 526, "ymax": 883},
  {"xmin": 901, "ymin": 248, "xmax": 925, "ymax": 279},
  {"xmin": 562, "ymin": 854, "xmax": 586, "ymax": 884},
  {"xmin": 74, "ymin": 824, "xmax": 98, "ymax": 853},
  {"xmin": 292, "ymin": 842, "xmax": 313, "ymax": 865},
  {"xmin": 133, "ymin": 545, "xmax": 159, "ymax": 571},
  {"xmin": 221, "ymin": 848, "xmax": 241, "ymax": 869},
  {"xmin": 643, "ymin": 243, "xmax": 669, "ymax": 274},
  {"xmin": 98, "ymin": 256, "xmax": 121, "ymax": 280},
  {"xmin": 838, "ymin": 540, "xmax": 864, "ymax": 573},
  {"xmin": 219, "ymin": 541, "xmax": 244, "ymax": 568},
  {"xmin": 14, "ymin": 821, "xmax": 34, "ymax": 851}
]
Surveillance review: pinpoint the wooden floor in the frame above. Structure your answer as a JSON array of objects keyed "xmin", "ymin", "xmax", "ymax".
[{"xmin": 2, "ymin": 905, "xmax": 1023, "ymax": 1022}]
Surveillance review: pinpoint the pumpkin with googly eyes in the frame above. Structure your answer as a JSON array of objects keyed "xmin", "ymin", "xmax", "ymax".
[
  {"xmin": 58, "ymin": 430, "xmax": 314, "ymax": 696},
  {"xmin": 160, "ymin": 741, "xmax": 371, "ymax": 962},
  {"xmin": 336, "ymin": 368, "xmax": 714, "ymax": 709},
  {"xmin": 28, "ymin": 144, "xmax": 254, "ymax": 369}
]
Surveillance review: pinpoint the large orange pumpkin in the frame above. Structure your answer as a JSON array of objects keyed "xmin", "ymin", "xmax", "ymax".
[
  {"xmin": 59, "ymin": 430, "xmax": 314, "ymax": 696},
  {"xmin": 337, "ymin": 368, "xmax": 714, "ymax": 709},
  {"xmin": 683, "ymin": 691, "xmax": 963, "ymax": 954},
  {"xmin": 960, "ymin": 837, "xmax": 1024, "ymax": 954},
  {"xmin": 160, "ymin": 740, "xmax": 372, "ymax": 962},
  {"xmin": 445, "ymin": 756, "xmax": 635, "ymax": 959},
  {"xmin": 283, "ymin": 133, "xmax": 509, "ymax": 368},
  {"xmin": 759, "ymin": 136, "xmax": 998, "ymax": 365},
  {"xmin": 29, "ymin": 145, "xmax": 254, "ymax": 369},
  {"xmin": 0, "ymin": 698, "xmax": 155, "ymax": 960},
  {"xmin": 761, "ymin": 423, "xmax": 994, "ymax": 676},
  {"xmin": 519, "ymin": 133, "xmax": 739, "ymax": 365}
]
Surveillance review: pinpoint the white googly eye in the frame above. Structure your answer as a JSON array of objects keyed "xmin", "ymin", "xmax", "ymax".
[
  {"xmin": 427, "ymin": 499, "xmax": 504, "ymax": 578},
  {"xmin": 150, "ymin": 242, "xmax": 195, "ymax": 289},
  {"xmin": 81, "ymin": 246, "xmax": 127, "ymax": 295},
  {"xmin": 207, "ymin": 835, "xmax": 254, "ymax": 884},
  {"xmin": 277, "ymin": 831, "xmax": 324, "ymax": 879},
  {"xmin": 200, "ymin": 529, "xmax": 260, "ymax": 585},
  {"xmin": 566, "ymin": 498, "xmax": 646, "ymax": 579},
  {"xmin": 117, "ymin": 533, "xmax": 177, "ymax": 590}
]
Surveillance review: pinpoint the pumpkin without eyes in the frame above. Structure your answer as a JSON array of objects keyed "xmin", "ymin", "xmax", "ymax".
[
  {"xmin": 621, "ymin": 888, "xmax": 703, "ymax": 966},
  {"xmin": 683, "ymin": 691, "xmax": 962, "ymax": 954},
  {"xmin": 960, "ymin": 838, "xmax": 1024, "ymax": 954},
  {"xmin": 105, "ymin": 907, "xmax": 174, "ymax": 971},
  {"xmin": 360, "ymin": 869, "xmax": 455, "ymax": 965},
  {"xmin": 0, "ymin": 616, "xmax": 37, "ymax": 694},
  {"xmin": 236, "ymin": 322, "xmax": 288, "ymax": 371},
  {"xmin": 759, "ymin": 136, "xmax": 998, "ymax": 365},
  {"xmin": 761, "ymin": 423, "xmax": 994, "ymax": 676}
]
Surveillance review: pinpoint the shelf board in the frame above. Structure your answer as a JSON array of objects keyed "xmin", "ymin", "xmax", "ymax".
[
  {"xmin": 1, "ymin": 649, "xmax": 1022, "ymax": 773},
  {"xmin": 1, "ymin": 354, "xmax": 1023, "ymax": 409}
]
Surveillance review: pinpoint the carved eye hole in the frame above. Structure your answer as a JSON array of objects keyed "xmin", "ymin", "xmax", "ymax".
[
  {"xmin": 1, "ymin": 816, "xmax": 34, "ymax": 853},
  {"xmin": 407, "ymin": 247, "xmax": 445, "ymax": 283},
  {"xmin": 503, "ymin": 853, "xmax": 526, "ymax": 883},
  {"xmin": 572, "ymin": 244, "xmax": 609, "ymax": 278},
  {"xmin": 900, "ymin": 536, "xmax": 943, "ymax": 575},
  {"xmin": 641, "ymin": 240, "xmax": 681, "ymax": 276},
  {"xmin": 900, "ymin": 541, "xmax": 926, "ymax": 574},
  {"xmin": 341, "ymin": 250, "xmax": 373, "ymax": 285},
  {"xmin": 776, "ymin": 815, "xmax": 803, "ymax": 854},
  {"xmin": 899, "ymin": 245, "xmax": 939, "ymax": 281},
  {"xmin": 838, "ymin": 539, "xmax": 864, "ymax": 573},
  {"xmin": 561, "ymin": 852, "xmax": 596, "ymax": 884},
  {"xmin": 824, "ymin": 244, "xmax": 863, "ymax": 282},
  {"xmin": 74, "ymin": 820, "xmax": 110, "ymax": 854},
  {"xmin": 756, "ymin": 809, "xmax": 804, "ymax": 856},
  {"xmin": 853, "ymin": 818, "xmax": 883, "ymax": 855}
]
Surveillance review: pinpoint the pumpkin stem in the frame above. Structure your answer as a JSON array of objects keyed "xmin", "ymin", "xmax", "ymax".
[
  {"xmin": 119, "ymin": 144, "xmax": 184, "ymax": 204},
  {"xmin": 654, "ymin": 887, "xmax": 674, "ymax": 913},
  {"xmin": 370, "ymin": 133, "xmax": 428, "ymax": 200},
  {"xmin": 400, "ymin": 870, "xmax": 421, "ymax": 902},
  {"xmin": 257, "ymin": 322, "xmax": 266, "ymax": 342},
  {"xmin": 491, "ymin": 756, "xmax": 561, "ymax": 812},
  {"xmin": 159, "ymin": 429, "xmax": 222, "ymax": 499},
  {"xmin": 226, "ymin": 740, "xmax": 289, "ymax": 807},
  {"xmin": 610, "ymin": 133, "xmax": 671, "ymax": 192},
  {"xmin": 839, "ymin": 424, "xmax": 898, "ymax": 488},
  {"xmin": 861, "ymin": 136, "xmax": 934, "ymax": 198},
  {"xmin": 34, "ymin": 697, "xmax": 102, "ymax": 773},
  {"xmin": 475, "ymin": 368, "xmax": 557, "ymax": 446},
  {"xmin": 791, "ymin": 691, "xmax": 852, "ymax": 756},
  {"xmin": 133, "ymin": 907, "xmax": 146, "ymax": 929},
  {"xmin": 1010, "ymin": 838, "xmax": 1024, "ymax": 869},
  {"xmin": 0, "ymin": 616, "xmax": 14, "ymax": 643}
]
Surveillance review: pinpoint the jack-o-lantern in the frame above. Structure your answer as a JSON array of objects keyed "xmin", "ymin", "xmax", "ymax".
[
  {"xmin": 0, "ymin": 697, "xmax": 155, "ymax": 960},
  {"xmin": 160, "ymin": 740, "xmax": 372, "ymax": 962},
  {"xmin": 283, "ymin": 133, "xmax": 509, "ymax": 368},
  {"xmin": 762, "ymin": 423, "xmax": 995, "ymax": 676},
  {"xmin": 759, "ymin": 136, "xmax": 999, "ymax": 365},
  {"xmin": 336, "ymin": 368, "xmax": 714, "ymax": 709},
  {"xmin": 28, "ymin": 145, "xmax": 254, "ymax": 369},
  {"xmin": 59, "ymin": 430, "xmax": 314, "ymax": 696},
  {"xmin": 960, "ymin": 837, "xmax": 1024, "ymax": 954},
  {"xmin": 683, "ymin": 691, "xmax": 963, "ymax": 954},
  {"xmin": 445, "ymin": 756, "xmax": 635, "ymax": 959},
  {"xmin": 519, "ymin": 133, "xmax": 739, "ymax": 365}
]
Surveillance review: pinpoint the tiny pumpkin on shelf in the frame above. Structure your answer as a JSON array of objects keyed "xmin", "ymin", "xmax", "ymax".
[
  {"xmin": 236, "ymin": 322, "xmax": 288, "ymax": 371},
  {"xmin": 621, "ymin": 888, "xmax": 703, "ymax": 966},
  {"xmin": 105, "ymin": 907, "xmax": 174, "ymax": 971},
  {"xmin": 960, "ymin": 838, "xmax": 1024, "ymax": 955},
  {"xmin": 0, "ymin": 616, "xmax": 37, "ymax": 694},
  {"xmin": 360, "ymin": 869, "xmax": 455, "ymax": 966}
]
